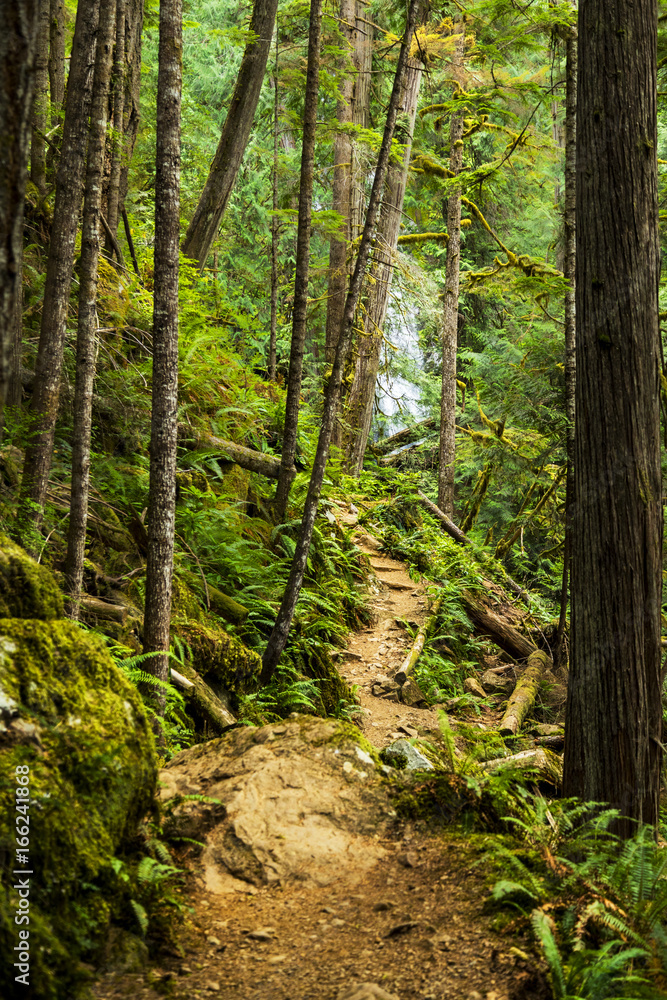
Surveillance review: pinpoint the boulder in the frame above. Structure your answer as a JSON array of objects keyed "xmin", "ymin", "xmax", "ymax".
[
  {"xmin": 380, "ymin": 738, "xmax": 435, "ymax": 772},
  {"xmin": 0, "ymin": 534, "xmax": 63, "ymax": 619},
  {"xmin": 481, "ymin": 669, "xmax": 514, "ymax": 695},
  {"xmin": 0, "ymin": 618, "xmax": 156, "ymax": 999},
  {"xmin": 160, "ymin": 717, "xmax": 392, "ymax": 890},
  {"xmin": 400, "ymin": 677, "xmax": 428, "ymax": 707},
  {"xmin": 463, "ymin": 676, "xmax": 486, "ymax": 699}
]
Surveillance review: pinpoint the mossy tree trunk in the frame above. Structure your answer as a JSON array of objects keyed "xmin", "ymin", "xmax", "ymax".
[
  {"xmin": 274, "ymin": 0, "xmax": 323, "ymax": 523},
  {"xmin": 261, "ymin": 0, "xmax": 422, "ymax": 683},
  {"xmin": 0, "ymin": 0, "xmax": 40, "ymax": 422},
  {"xmin": 64, "ymin": 0, "xmax": 117, "ymax": 618},
  {"xmin": 438, "ymin": 19, "xmax": 466, "ymax": 515},
  {"xmin": 48, "ymin": 0, "xmax": 66, "ymax": 123},
  {"xmin": 142, "ymin": 0, "xmax": 182, "ymax": 732},
  {"xmin": 104, "ymin": 0, "xmax": 127, "ymax": 258},
  {"xmin": 498, "ymin": 649, "xmax": 550, "ymax": 736},
  {"xmin": 18, "ymin": 0, "xmax": 100, "ymax": 536},
  {"xmin": 563, "ymin": 0, "xmax": 662, "ymax": 835},
  {"xmin": 30, "ymin": 0, "xmax": 49, "ymax": 197}
]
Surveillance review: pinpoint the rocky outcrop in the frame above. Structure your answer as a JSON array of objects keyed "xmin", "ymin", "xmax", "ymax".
[{"xmin": 160, "ymin": 716, "xmax": 394, "ymax": 890}]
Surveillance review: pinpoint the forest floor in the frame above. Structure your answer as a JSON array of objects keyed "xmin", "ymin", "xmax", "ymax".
[{"xmin": 92, "ymin": 518, "xmax": 547, "ymax": 1000}]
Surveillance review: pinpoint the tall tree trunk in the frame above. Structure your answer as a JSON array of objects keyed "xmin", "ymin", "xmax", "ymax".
[
  {"xmin": 273, "ymin": 0, "xmax": 323, "ymax": 523},
  {"xmin": 48, "ymin": 0, "xmax": 66, "ymax": 116},
  {"xmin": 64, "ymin": 0, "xmax": 116, "ymax": 618},
  {"xmin": 142, "ymin": 0, "xmax": 182, "ymax": 730},
  {"xmin": 17, "ymin": 0, "xmax": 100, "ymax": 538},
  {"xmin": 553, "ymin": 5, "xmax": 577, "ymax": 672},
  {"xmin": 438, "ymin": 23, "xmax": 466, "ymax": 515},
  {"xmin": 182, "ymin": 0, "xmax": 279, "ymax": 269},
  {"xmin": 342, "ymin": 54, "xmax": 423, "ymax": 475},
  {"xmin": 0, "ymin": 1, "xmax": 40, "ymax": 422},
  {"xmin": 30, "ymin": 0, "xmax": 49, "ymax": 197},
  {"xmin": 261, "ymin": 0, "xmax": 422, "ymax": 683},
  {"xmin": 268, "ymin": 34, "xmax": 279, "ymax": 381},
  {"xmin": 563, "ymin": 0, "xmax": 662, "ymax": 835},
  {"xmin": 105, "ymin": 0, "xmax": 127, "ymax": 257},
  {"xmin": 117, "ymin": 0, "xmax": 143, "ymax": 219},
  {"xmin": 324, "ymin": 0, "xmax": 355, "ymax": 367}
]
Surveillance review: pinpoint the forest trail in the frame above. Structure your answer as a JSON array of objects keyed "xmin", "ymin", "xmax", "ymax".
[{"xmin": 92, "ymin": 521, "xmax": 539, "ymax": 1000}]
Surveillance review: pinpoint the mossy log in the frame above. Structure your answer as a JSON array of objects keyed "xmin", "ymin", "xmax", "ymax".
[
  {"xmin": 79, "ymin": 595, "xmax": 128, "ymax": 625},
  {"xmin": 481, "ymin": 747, "xmax": 562, "ymax": 786},
  {"xmin": 498, "ymin": 649, "xmax": 550, "ymax": 736},
  {"xmin": 173, "ymin": 620, "xmax": 262, "ymax": 694},
  {"xmin": 178, "ymin": 430, "xmax": 291, "ymax": 480},
  {"xmin": 207, "ymin": 585, "xmax": 249, "ymax": 625},
  {"xmin": 393, "ymin": 597, "xmax": 443, "ymax": 685},
  {"xmin": 174, "ymin": 660, "xmax": 236, "ymax": 732}
]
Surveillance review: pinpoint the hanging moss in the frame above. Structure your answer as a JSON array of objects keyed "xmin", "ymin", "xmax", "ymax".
[
  {"xmin": 0, "ymin": 534, "xmax": 64, "ymax": 620},
  {"xmin": 0, "ymin": 619, "xmax": 157, "ymax": 999}
]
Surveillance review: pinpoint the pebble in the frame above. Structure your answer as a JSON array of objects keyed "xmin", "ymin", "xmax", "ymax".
[
  {"xmin": 204, "ymin": 982, "xmax": 221, "ymax": 993},
  {"xmin": 332, "ymin": 918, "xmax": 346, "ymax": 927},
  {"xmin": 385, "ymin": 920, "xmax": 419, "ymax": 938},
  {"xmin": 373, "ymin": 900, "xmax": 395, "ymax": 911},
  {"xmin": 206, "ymin": 936, "xmax": 221, "ymax": 947},
  {"xmin": 247, "ymin": 928, "xmax": 274, "ymax": 941},
  {"xmin": 268, "ymin": 954, "xmax": 287, "ymax": 964},
  {"xmin": 397, "ymin": 850, "xmax": 419, "ymax": 868}
]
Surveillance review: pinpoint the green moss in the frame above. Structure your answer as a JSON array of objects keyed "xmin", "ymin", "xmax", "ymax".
[
  {"xmin": 0, "ymin": 534, "xmax": 64, "ymax": 619},
  {"xmin": 0, "ymin": 619, "xmax": 157, "ymax": 999},
  {"xmin": 173, "ymin": 620, "xmax": 261, "ymax": 694},
  {"xmin": 310, "ymin": 718, "xmax": 382, "ymax": 769},
  {"xmin": 171, "ymin": 576, "xmax": 206, "ymax": 623},
  {"xmin": 288, "ymin": 640, "xmax": 354, "ymax": 716}
]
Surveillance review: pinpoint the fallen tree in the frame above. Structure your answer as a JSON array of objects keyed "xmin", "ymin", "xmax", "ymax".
[
  {"xmin": 498, "ymin": 649, "xmax": 550, "ymax": 736},
  {"xmin": 373, "ymin": 417, "xmax": 435, "ymax": 453},
  {"xmin": 178, "ymin": 430, "xmax": 288, "ymax": 480},
  {"xmin": 174, "ymin": 659, "xmax": 236, "ymax": 732},
  {"xmin": 393, "ymin": 596, "xmax": 443, "ymax": 685},
  {"xmin": 461, "ymin": 591, "xmax": 536, "ymax": 660}
]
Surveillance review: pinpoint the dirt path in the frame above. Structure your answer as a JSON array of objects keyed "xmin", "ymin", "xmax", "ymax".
[{"xmin": 92, "ymin": 523, "xmax": 539, "ymax": 1000}]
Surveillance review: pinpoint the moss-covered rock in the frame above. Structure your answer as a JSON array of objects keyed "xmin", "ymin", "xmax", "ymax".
[
  {"xmin": 0, "ymin": 534, "xmax": 63, "ymax": 619},
  {"xmin": 0, "ymin": 619, "xmax": 157, "ymax": 999},
  {"xmin": 173, "ymin": 620, "xmax": 261, "ymax": 695}
]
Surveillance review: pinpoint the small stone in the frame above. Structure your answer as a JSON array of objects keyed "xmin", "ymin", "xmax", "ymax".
[
  {"xmin": 178, "ymin": 965, "xmax": 192, "ymax": 975},
  {"xmin": 385, "ymin": 920, "xmax": 419, "ymax": 938},
  {"xmin": 204, "ymin": 982, "xmax": 221, "ymax": 993},
  {"xmin": 338, "ymin": 984, "xmax": 400, "ymax": 1000},
  {"xmin": 247, "ymin": 928, "xmax": 274, "ymax": 941},
  {"xmin": 400, "ymin": 678, "xmax": 428, "ymax": 707},
  {"xmin": 481, "ymin": 670, "xmax": 514, "ymax": 695},
  {"xmin": 332, "ymin": 918, "xmax": 346, "ymax": 927},
  {"xmin": 396, "ymin": 724, "xmax": 418, "ymax": 738},
  {"xmin": 373, "ymin": 900, "xmax": 396, "ymax": 912},
  {"xmin": 463, "ymin": 677, "xmax": 486, "ymax": 699},
  {"xmin": 467, "ymin": 993, "xmax": 483, "ymax": 1000},
  {"xmin": 267, "ymin": 954, "xmax": 287, "ymax": 964},
  {"xmin": 206, "ymin": 936, "xmax": 221, "ymax": 947},
  {"xmin": 397, "ymin": 851, "xmax": 419, "ymax": 868},
  {"xmin": 321, "ymin": 906, "xmax": 336, "ymax": 914}
]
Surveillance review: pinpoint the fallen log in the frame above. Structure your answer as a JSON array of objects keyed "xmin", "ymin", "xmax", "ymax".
[
  {"xmin": 416, "ymin": 490, "xmax": 528, "ymax": 600},
  {"xmin": 462, "ymin": 591, "xmax": 536, "ymax": 660},
  {"xmin": 169, "ymin": 667, "xmax": 195, "ymax": 690},
  {"xmin": 481, "ymin": 747, "xmax": 562, "ymax": 785},
  {"xmin": 79, "ymin": 595, "xmax": 128, "ymax": 625},
  {"xmin": 175, "ymin": 660, "xmax": 236, "ymax": 732},
  {"xmin": 498, "ymin": 649, "xmax": 550, "ymax": 736},
  {"xmin": 374, "ymin": 418, "xmax": 435, "ymax": 453},
  {"xmin": 178, "ymin": 430, "xmax": 291, "ymax": 481},
  {"xmin": 393, "ymin": 597, "xmax": 443, "ymax": 685}
]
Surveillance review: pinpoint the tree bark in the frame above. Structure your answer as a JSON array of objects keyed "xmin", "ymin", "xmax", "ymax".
[
  {"xmin": 18, "ymin": 0, "xmax": 100, "ymax": 536},
  {"xmin": 30, "ymin": 0, "xmax": 49, "ymax": 196},
  {"xmin": 324, "ymin": 0, "xmax": 355, "ymax": 366},
  {"xmin": 342, "ymin": 54, "xmax": 423, "ymax": 474},
  {"xmin": 553, "ymin": 6, "xmax": 577, "ymax": 672},
  {"xmin": 462, "ymin": 590, "xmax": 542, "ymax": 662},
  {"xmin": 563, "ymin": 0, "xmax": 662, "ymax": 835},
  {"xmin": 105, "ymin": 0, "xmax": 127, "ymax": 256},
  {"xmin": 268, "ymin": 35, "xmax": 279, "ymax": 381},
  {"xmin": 274, "ymin": 0, "xmax": 323, "ymax": 524},
  {"xmin": 117, "ymin": 0, "xmax": 143, "ymax": 218},
  {"xmin": 64, "ymin": 0, "xmax": 116, "ymax": 619},
  {"xmin": 48, "ymin": 0, "xmax": 66, "ymax": 118},
  {"xmin": 261, "ymin": 0, "xmax": 423, "ymax": 683},
  {"xmin": 142, "ymin": 0, "xmax": 182, "ymax": 730},
  {"xmin": 0, "ymin": 1, "xmax": 40, "ymax": 423},
  {"xmin": 182, "ymin": 0, "xmax": 280, "ymax": 268},
  {"xmin": 438, "ymin": 22, "xmax": 466, "ymax": 515}
]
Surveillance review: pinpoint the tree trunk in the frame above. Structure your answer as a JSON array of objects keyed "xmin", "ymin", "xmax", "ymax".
[
  {"xmin": 563, "ymin": 0, "xmax": 662, "ymax": 835},
  {"xmin": 117, "ymin": 0, "xmax": 143, "ymax": 218},
  {"xmin": 105, "ymin": 0, "xmax": 127, "ymax": 256},
  {"xmin": 268, "ymin": 35, "xmax": 279, "ymax": 381},
  {"xmin": 30, "ymin": 0, "xmax": 49, "ymax": 197},
  {"xmin": 182, "ymin": 0, "xmax": 279, "ymax": 268},
  {"xmin": 142, "ymin": 0, "xmax": 182, "ymax": 731},
  {"xmin": 438, "ymin": 22, "xmax": 466, "ymax": 515},
  {"xmin": 0, "ymin": 1, "xmax": 40, "ymax": 422},
  {"xmin": 64, "ymin": 0, "xmax": 116, "ymax": 618},
  {"xmin": 462, "ymin": 591, "xmax": 540, "ymax": 662},
  {"xmin": 18, "ymin": 0, "xmax": 100, "ymax": 537},
  {"xmin": 498, "ymin": 649, "xmax": 550, "ymax": 736},
  {"xmin": 48, "ymin": 0, "xmax": 66, "ymax": 118},
  {"xmin": 274, "ymin": 0, "xmax": 323, "ymax": 524},
  {"xmin": 393, "ymin": 597, "xmax": 443, "ymax": 685},
  {"xmin": 261, "ymin": 0, "xmax": 422, "ymax": 683},
  {"xmin": 553, "ymin": 6, "xmax": 577, "ymax": 672},
  {"xmin": 342, "ymin": 54, "xmax": 424, "ymax": 475},
  {"xmin": 324, "ymin": 0, "xmax": 355, "ymax": 366}
]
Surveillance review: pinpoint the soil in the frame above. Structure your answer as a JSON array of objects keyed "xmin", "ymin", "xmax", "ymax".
[{"xmin": 92, "ymin": 519, "xmax": 550, "ymax": 1000}]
